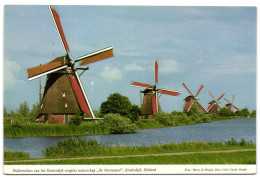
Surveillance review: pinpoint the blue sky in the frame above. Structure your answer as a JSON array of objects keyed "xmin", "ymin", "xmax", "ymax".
[{"xmin": 3, "ymin": 5, "xmax": 256, "ymax": 113}]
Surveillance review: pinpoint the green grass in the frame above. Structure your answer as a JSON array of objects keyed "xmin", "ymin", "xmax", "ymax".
[
  {"xmin": 41, "ymin": 138, "xmax": 255, "ymax": 159},
  {"xmin": 4, "ymin": 150, "xmax": 30, "ymax": 161},
  {"xmin": 4, "ymin": 115, "xmax": 253, "ymax": 138},
  {"xmin": 4, "ymin": 122, "xmax": 109, "ymax": 138},
  {"xmin": 4, "ymin": 150, "xmax": 256, "ymax": 165}
]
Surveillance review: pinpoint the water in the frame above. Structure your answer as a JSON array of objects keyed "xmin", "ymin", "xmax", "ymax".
[{"xmin": 4, "ymin": 118, "xmax": 256, "ymax": 158}]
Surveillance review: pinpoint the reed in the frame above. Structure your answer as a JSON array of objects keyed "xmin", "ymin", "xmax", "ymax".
[
  {"xmin": 4, "ymin": 122, "xmax": 109, "ymax": 138},
  {"xmin": 4, "ymin": 150, "xmax": 30, "ymax": 161},
  {"xmin": 42, "ymin": 137, "xmax": 255, "ymax": 159}
]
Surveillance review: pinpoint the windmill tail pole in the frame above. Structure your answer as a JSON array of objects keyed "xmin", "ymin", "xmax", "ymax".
[{"xmin": 39, "ymin": 76, "xmax": 42, "ymax": 104}]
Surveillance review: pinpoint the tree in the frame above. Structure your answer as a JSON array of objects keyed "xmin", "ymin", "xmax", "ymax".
[
  {"xmin": 126, "ymin": 105, "xmax": 141, "ymax": 122},
  {"xmin": 250, "ymin": 110, "xmax": 256, "ymax": 117},
  {"xmin": 29, "ymin": 103, "xmax": 39, "ymax": 118},
  {"xmin": 4, "ymin": 106, "xmax": 7, "ymax": 117},
  {"xmin": 18, "ymin": 101, "xmax": 30, "ymax": 117},
  {"xmin": 100, "ymin": 93, "xmax": 133, "ymax": 116},
  {"xmin": 239, "ymin": 108, "xmax": 250, "ymax": 117}
]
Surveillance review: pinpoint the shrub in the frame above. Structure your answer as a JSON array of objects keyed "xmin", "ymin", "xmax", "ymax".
[
  {"xmin": 4, "ymin": 150, "xmax": 30, "ymax": 160},
  {"xmin": 219, "ymin": 107, "xmax": 233, "ymax": 117},
  {"xmin": 202, "ymin": 114, "xmax": 212, "ymax": 123},
  {"xmin": 101, "ymin": 113, "xmax": 137, "ymax": 134},
  {"xmin": 69, "ymin": 115, "xmax": 81, "ymax": 126},
  {"xmin": 190, "ymin": 114, "xmax": 203, "ymax": 123},
  {"xmin": 154, "ymin": 112, "xmax": 175, "ymax": 126}
]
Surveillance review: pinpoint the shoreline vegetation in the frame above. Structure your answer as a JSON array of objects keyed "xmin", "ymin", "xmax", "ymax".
[
  {"xmin": 4, "ymin": 113, "xmax": 255, "ymax": 138},
  {"xmin": 4, "ymin": 93, "xmax": 256, "ymax": 138},
  {"xmin": 4, "ymin": 138, "xmax": 256, "ymax": 164}
]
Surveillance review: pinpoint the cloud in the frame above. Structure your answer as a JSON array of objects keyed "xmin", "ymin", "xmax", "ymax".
[
  {"xmin": 4, "ymin": 58, "xmax": 25, "ymax": 90},
  {"xmin": 159, "ymin": 60, "xmax": 183, "ymax": 73},
  {"xmin": 125, "ymin": 62, "xmax": 145, "ymax": 71},
  {"xmin": 100, "ymin": 66, "xmax": 122, "ymax": 82}
]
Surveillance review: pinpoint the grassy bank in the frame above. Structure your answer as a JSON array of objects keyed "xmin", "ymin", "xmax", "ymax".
[
  {"xmin": 42, "ymin": 138, "xmax": 256, "ymax": 159},
  {"xmin": 5, "ymin": 150, "xmax": 255, "ymax": 165},
  {"xmin": 4, "ymin": 150, "xmax": 30, "ymax": 161},
  {"xmin": 4, "ymin": 114, "xmax": 254, "ymax": 138},
  {"xmin": 4, "ymin": 138, "xmax": 256, "ymax": 165},
  {"xmin": 4, "ymin": 122, "xmax": 109, "ymax": 138}
]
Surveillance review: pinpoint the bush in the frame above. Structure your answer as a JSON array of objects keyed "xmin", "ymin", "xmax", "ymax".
[
  {"xmin": 219, "ymin": 107, "xmax": 233, "ymax": 117},
  {"xmin": 202, "ymin": 114, "xmax": 212, "ymax": 123},
  {"xmin": 69, "ymin": 115, "xmax": 81, "ymax": 126},
  {"xmin": 4, "ymin": 150, "xmax": 30, "ymax": 160},
  {"xmin": 190, "ymin": 114, "xmax": 203, "ymax": 123},
  {"xmin": 154, "ymin": 112, "xmax": 175, "ymax": 126},
  {"xmin": 101, "ymin": 113, "xmax": 137, "ymax": 134},
  {"xmin": 184, "ymin": 103, "xmax": 204, "ymax": 116}
]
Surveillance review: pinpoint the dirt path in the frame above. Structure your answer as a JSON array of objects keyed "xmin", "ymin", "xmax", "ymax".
[{"xmin": 5, "ymin": 149, "xmax": 255, "ymax": 163}]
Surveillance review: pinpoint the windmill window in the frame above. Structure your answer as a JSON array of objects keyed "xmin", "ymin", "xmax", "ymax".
[
  {"xmin": 65, "ymin": 103, "xmax": 68, "ymax": 107},
  {"xmin": 62, "ymin": 92, "xmax": 66, "ymax": 97}
]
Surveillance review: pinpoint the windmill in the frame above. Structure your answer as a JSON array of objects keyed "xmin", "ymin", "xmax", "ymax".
[
  {"xmin": 206, "ymin": 91, "xmax": 225, "ymax": 113},
  {"xmin": 131, "ymin": 60, "xmax": 181, "ymax": 118},
  {"xmin": 224, "ymin": 95, "xmax": 240, "ymax": 111},
  {"xmin": 27, "ymin": 6, "xmax": 114, "ymax": 123},
  {"xmin": 182, "ymin": 83, "xmax": 207, "ymax": 113}
]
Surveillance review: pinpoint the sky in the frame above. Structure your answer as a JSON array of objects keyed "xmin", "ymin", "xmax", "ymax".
[{"xmin": 3, "ymin": 5, "xmax": 256, "ymax": 113}]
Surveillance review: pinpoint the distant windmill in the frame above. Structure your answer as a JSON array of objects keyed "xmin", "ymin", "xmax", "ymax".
[
  {"xmin": 224, "ymin": 95, "xmax": 240, "ymax": 111},
  {"xmin": 26, "ymin": 6, "xmax": 114, "ymax": 123},
  {"xmin": 131, "ymin": 60, "xmax": 181, "ymax": 118},
  {"xmin": 206, "ymin": 91, "xmax": 225, "ymax": 113},
  {"xmin": 182, "ymin": 83, "xmax": 207, "ymax": 113}
]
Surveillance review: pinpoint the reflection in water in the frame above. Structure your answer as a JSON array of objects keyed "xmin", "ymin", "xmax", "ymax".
[{"xmin": 4, "ymin": 118, "xmax": 256, "ymax": 158}]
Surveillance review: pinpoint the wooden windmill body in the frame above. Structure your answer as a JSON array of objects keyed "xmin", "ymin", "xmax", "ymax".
[
  {"xmin": 182, "ymin": 83, "xmax": 207, "ymax": 113},
  {"xmin": 206, "ymin": 91, "xmax": 225, "ymax": 114},
  {"xmin": 224, "ymin": 95, "xmax": 240, "ymax": 112},
  {"xmin": 27, "ymin": 6, "xmax": 114, "ymax": 123},
  {"xmin": 131, "ymin": 60, "xmax": 181, "ymax": 119}
]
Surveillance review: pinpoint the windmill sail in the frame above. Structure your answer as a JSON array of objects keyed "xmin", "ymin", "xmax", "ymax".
[
  {"xmin": 131, "ymin": 60, "xmax": 180, "ymax": 118},
  {"xmin": 27, "ymin": 6, "xmax": 114, "ymax": 123},
  {"xmin": 49, "ymin": 6, "xmax": 70, "ymax": 53}
]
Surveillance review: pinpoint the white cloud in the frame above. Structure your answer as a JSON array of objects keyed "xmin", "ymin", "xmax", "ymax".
[
  {"xmin": 159, "ymin": 60, "xmax": 183, "ymax": 73},
  {"xmin": 4, "ymin": 58, "xmax": 25, "ymax": 90},
  {"xmin": 100, "ymin": 66, "xmax": 122, "ymax": 82},
  {"xmin": 125, "ymin": 62, "xmax": 145, "ymax": 71}
]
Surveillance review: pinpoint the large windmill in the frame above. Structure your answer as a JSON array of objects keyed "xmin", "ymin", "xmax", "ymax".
[
  {"xmin": 182, "ymin": 83, "xmax": 207, "ymax": 113},
  {"xmin": 131, "ymin": 60, "xmax": 181, "ymax": 118},
  {"xmin": 224, "ymin": 95, "xmax": 240, "ymax": 111},
  {"xmin": 27, "ymin": 6, "xmax": 114, "ymax": 123},
  {"xmin": 206, "ymin": 91, "xmax": 225, "ymax": 113}
]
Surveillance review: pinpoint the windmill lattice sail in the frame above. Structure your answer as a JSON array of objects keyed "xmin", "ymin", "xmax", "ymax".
[{"xmin": 26, "ymin": 6, "xmax": 114, "ymax": 123}]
